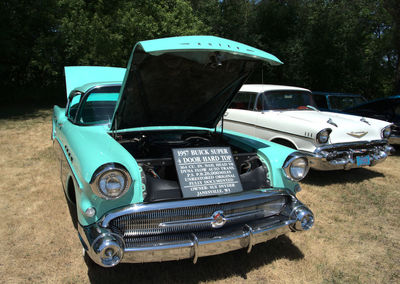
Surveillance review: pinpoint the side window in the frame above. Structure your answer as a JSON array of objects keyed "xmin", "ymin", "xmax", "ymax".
[
  {"xmin": 67, "ymin": 94, "xmax": 82, "ymax": 120},
  {"xmin": 77, "ymin": 86, "xmax": 120, "ymax": 125},
  {"xmin": 329, "ymin": 96, "xmax": 363, "ymax": 111},
  {"xmin": 230, "ymin": 92, "xmax": 257, "ymax": 110},
  {"xmin": 313, "ymin": 95, "xmax": 328, "ymax": 109}
]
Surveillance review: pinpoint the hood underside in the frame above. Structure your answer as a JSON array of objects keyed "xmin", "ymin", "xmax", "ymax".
[{"xmin": 111, "ymin": 36, "xmax": 282, "ymax": 130}]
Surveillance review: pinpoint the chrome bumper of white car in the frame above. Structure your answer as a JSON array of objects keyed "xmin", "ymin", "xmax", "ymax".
[
  {"xmin": 306, "ymin": 140, "xmax": 394, "ymax": 171},
  {"xmin": 77, "ymin": 189, "xmax": 313, "ymax": 267}
]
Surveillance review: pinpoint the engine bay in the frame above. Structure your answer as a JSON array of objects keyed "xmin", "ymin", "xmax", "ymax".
[{"xmin": 113, "ymin": 130, "xmax": 271, "ymax": 202}]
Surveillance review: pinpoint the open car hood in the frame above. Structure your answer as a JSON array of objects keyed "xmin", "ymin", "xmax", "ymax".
[{"xmin": 111, "ymin": 36, "xmax": 282, "ymax": 130}]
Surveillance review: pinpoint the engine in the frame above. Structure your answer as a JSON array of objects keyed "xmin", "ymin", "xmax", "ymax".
[{"xmin": 114, "ymin": 130, "xmax": 271, "ymax": 202}]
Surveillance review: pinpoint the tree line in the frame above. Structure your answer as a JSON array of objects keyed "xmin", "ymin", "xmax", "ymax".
[{"xmin": 1, "ymin": 0, "xmax": 399, "ymax": 105}]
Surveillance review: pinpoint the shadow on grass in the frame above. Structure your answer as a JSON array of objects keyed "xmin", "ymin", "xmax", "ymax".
[
  {"xmin": 302, "ymin": 167, "xmax": 384, "ymax": 186},
  {"xmin": 391, "ymin": 145, "xmax": 400, "ymax": 156},
  {"xmin": 0, "ymin": 104, "xmax": 56, "ymax": 120},
  {"xmin": 85, "ymin": 235, "xmax": 303, "ymax": 284}
]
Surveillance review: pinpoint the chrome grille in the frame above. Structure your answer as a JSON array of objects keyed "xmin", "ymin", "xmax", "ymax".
[
  {"xmin": 109, "ymin": 195, "xmax": 287, "ymax": 238},
  {"xmin": 123, "ymin": 215, "xmax": 285, "ymax": 248}
]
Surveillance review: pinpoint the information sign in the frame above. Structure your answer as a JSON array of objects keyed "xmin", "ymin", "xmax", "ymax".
[{"xmin": 172, "ymin": 147, "xmax": 243, "ymax": 198}]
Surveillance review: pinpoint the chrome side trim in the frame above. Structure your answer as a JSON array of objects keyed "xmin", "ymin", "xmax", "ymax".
[
  {"xmin": 100, "ymin": 189, "xmax": 291, "ymax": 227},
  {"xmin": 52, "ymin": 138, "xmax": 83, "ymax": 190},
  {"xmin": 224, "ymin": 117, "xmax": 314, "ymax": 140}
]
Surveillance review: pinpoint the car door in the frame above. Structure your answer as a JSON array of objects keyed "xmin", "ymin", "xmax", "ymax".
[
  {"xmin": 53, "ymin": 92, "xmax": 83, "ymax": 190},
  {"xmin": 223, "ymin": 91, "xmax": 259, "ymax": 137},
  {"xmin": 252, "ymin": 92, "xmax": 281, "ymax": 141}
]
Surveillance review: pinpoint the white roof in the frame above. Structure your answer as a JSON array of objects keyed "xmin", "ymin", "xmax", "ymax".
[{"xmin": 239, "ymin": 84, "xmax": 311, "ymax": 93}]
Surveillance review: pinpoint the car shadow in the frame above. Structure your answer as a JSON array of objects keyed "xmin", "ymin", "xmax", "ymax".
[
  {"xmin": 302, "ymin": 167, "xmax": 384, "ymax": 186},
  {"xmin": 86, "ymin": 235, "xmax": 304, "ymax": 284},
  {"xmin": 391, "ymin": 145, "xmax": 400, "ymax": 156}
]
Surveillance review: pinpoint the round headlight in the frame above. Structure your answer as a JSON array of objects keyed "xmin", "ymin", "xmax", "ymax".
[
  {"xmin": 90, "ymin": 164, "xmax": 132, "ymax": 200},
  {"xmin": 98, "ymin": 171, "xmax": 127, "ymax": 198},
  {"xmin": 283, "ymin": 155, "xmax": 310, "ymax": 182},
  {"xmin": 381, "ymin": 126, "xmax": 391, "ymax": 139},
  {"xmin": 317, "ymin": 128, "xmax": 331, "ymax": 144}
]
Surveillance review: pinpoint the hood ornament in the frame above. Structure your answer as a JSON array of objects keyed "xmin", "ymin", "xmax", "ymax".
[
  {"xmin": 347, "ymin": 131, "xmax": 368, "ymax": 138},
  {"xmin": 327, "ymin": 118, "xmax": 338, "ymax": 127},
  {"xmin": 211, "ymin": 210, "xmax": 226, "ymax": 228},
  {"xmin": 360, "ymin": 117, "xmax": 370, "ymax": 125}
]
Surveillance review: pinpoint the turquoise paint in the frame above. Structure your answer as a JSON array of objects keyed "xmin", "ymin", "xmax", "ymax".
[
  {"xmin": 221, "ymin": 129, "xmax": 296, "ymax": 190},
  {"xmin": 64, "ymin": 66, "xmax": 126, "ymax": 97},
  {"xmin": 54, "ymin": 110, "xmax": 298, "ymax": 226},
  {"xmin": 112, "ymin": 36, "xmax": 283, "ymax": 130},
  {"xmin": 54, "ymin": 107, "xmax": 143, "ymax": 225},
  {"xmin": 136, "ymin": 35, "xmax": 283, "ymax": 66},
  {"xmin": 86, "ymin": 92, "xmax": 119, "ymax": 102},
  {"xmin": 55, "ymin": 36, "xmax": 298, "ymax": 227}
]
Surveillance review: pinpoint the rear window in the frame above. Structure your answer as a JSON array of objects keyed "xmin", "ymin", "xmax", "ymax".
[{"xmin": 230, "ymin": 92, "xmax": 257, "ymax": 110}]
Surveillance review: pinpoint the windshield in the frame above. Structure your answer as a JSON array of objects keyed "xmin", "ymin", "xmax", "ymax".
[
  {"xmin": 261, "ymin": 90, "xmax": 316, "ymax": 110},
  {"xmin": 77, "ymin": 85, "xmax": 121, "ymax": 125}
]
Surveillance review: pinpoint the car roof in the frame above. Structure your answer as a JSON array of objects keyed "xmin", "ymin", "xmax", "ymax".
[
  {"xmin": 346, "ymin": 94, "xmax": 400, "ymax": 109},
  {"xmin": 73, "ymin": 81, "xmax": 122, "ymax": 94},
  {"xmin": 239, "ymin": 84, "xmax": 310, "ymax": 93},
  {"xmin": 312, "ymin": 91, "xmax": 364, "ymax": 98}
]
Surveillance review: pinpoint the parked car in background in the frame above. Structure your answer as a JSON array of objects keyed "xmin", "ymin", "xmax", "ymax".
[
  {"xmin": 52, "ymin": 36, "xmax": 314, "ymax": 267},
  {"xmin": 311, "ymin": 91, "xmax": 367, "ymax": 111},
  {"xmin": 343, "ymin": 95, "xmax": 400, "ymax": 145},
  {"xmin": 223, "ymin": 84, "xmax": 394, "ymax": 171}
]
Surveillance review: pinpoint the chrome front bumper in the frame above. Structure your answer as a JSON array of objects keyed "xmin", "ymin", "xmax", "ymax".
[
  {"xmin": 78, "ymin": 189, "xmax": 313, "ymax": 267},
  {"xmin": 306, "ymin": 140, "xmax": 394, "ymax": 171}
]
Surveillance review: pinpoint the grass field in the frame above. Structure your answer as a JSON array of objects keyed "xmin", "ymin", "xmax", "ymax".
[{"xmin": 0, "ymin": 108, "xmax": 399, "ymax": 284}]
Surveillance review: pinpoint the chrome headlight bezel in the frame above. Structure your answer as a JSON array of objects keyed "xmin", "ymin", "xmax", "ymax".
[
  {"xmin": 381, "ymin": 126, "xmax": 391, "ymax": 139},
  {"xmin": 90, "ymin": 163, "xmax": 132, "ymax": 200},
  {"xmin": 316, "ymin": 128, "xmax": 332, "ymax": 144},
  {"xmin": 283, "ymin": 154, "xmax": 310, "ymax": 182}
]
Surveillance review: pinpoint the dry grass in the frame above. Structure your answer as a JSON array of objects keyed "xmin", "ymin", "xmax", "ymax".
[{"xmin": 0, "ymin": 108, "xmax": 399, "ymax": 284}]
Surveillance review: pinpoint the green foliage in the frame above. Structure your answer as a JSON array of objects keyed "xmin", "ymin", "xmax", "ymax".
[
  {"xmin": 249, "ymin": 0, "xmax": 398, "ymax": 98},
  {"xmin": 1, "ymin": 0, "xmax": 399, "ymax": 104},
  {"xmin": 59, "ymin": 0, "xmax": 208, "ymax": 67}
]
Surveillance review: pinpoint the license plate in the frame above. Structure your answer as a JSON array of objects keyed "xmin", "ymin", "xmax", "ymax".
[{"xmin": 356, "ymin": 155, "xmax": 370, "ymax": 166}]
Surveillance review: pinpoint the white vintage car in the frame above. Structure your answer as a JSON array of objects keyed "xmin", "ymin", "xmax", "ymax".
[{"xmin": 223, "ymin": 84, "xmax": 394, "ymax": 171}]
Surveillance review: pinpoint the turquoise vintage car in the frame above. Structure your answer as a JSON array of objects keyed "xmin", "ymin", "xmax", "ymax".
[{"xmin": 52, "ymin": 36, "xmax": 314, "ymax": 267}]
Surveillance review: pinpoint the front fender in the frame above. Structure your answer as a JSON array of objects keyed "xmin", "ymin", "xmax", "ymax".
[
  {"xmin": 222, "ymin": 130, "xmax": 299, "ymax": 191},
  {"xmin": 56, "ymin": 123, "xmax": 143, "ymax": 226}
]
